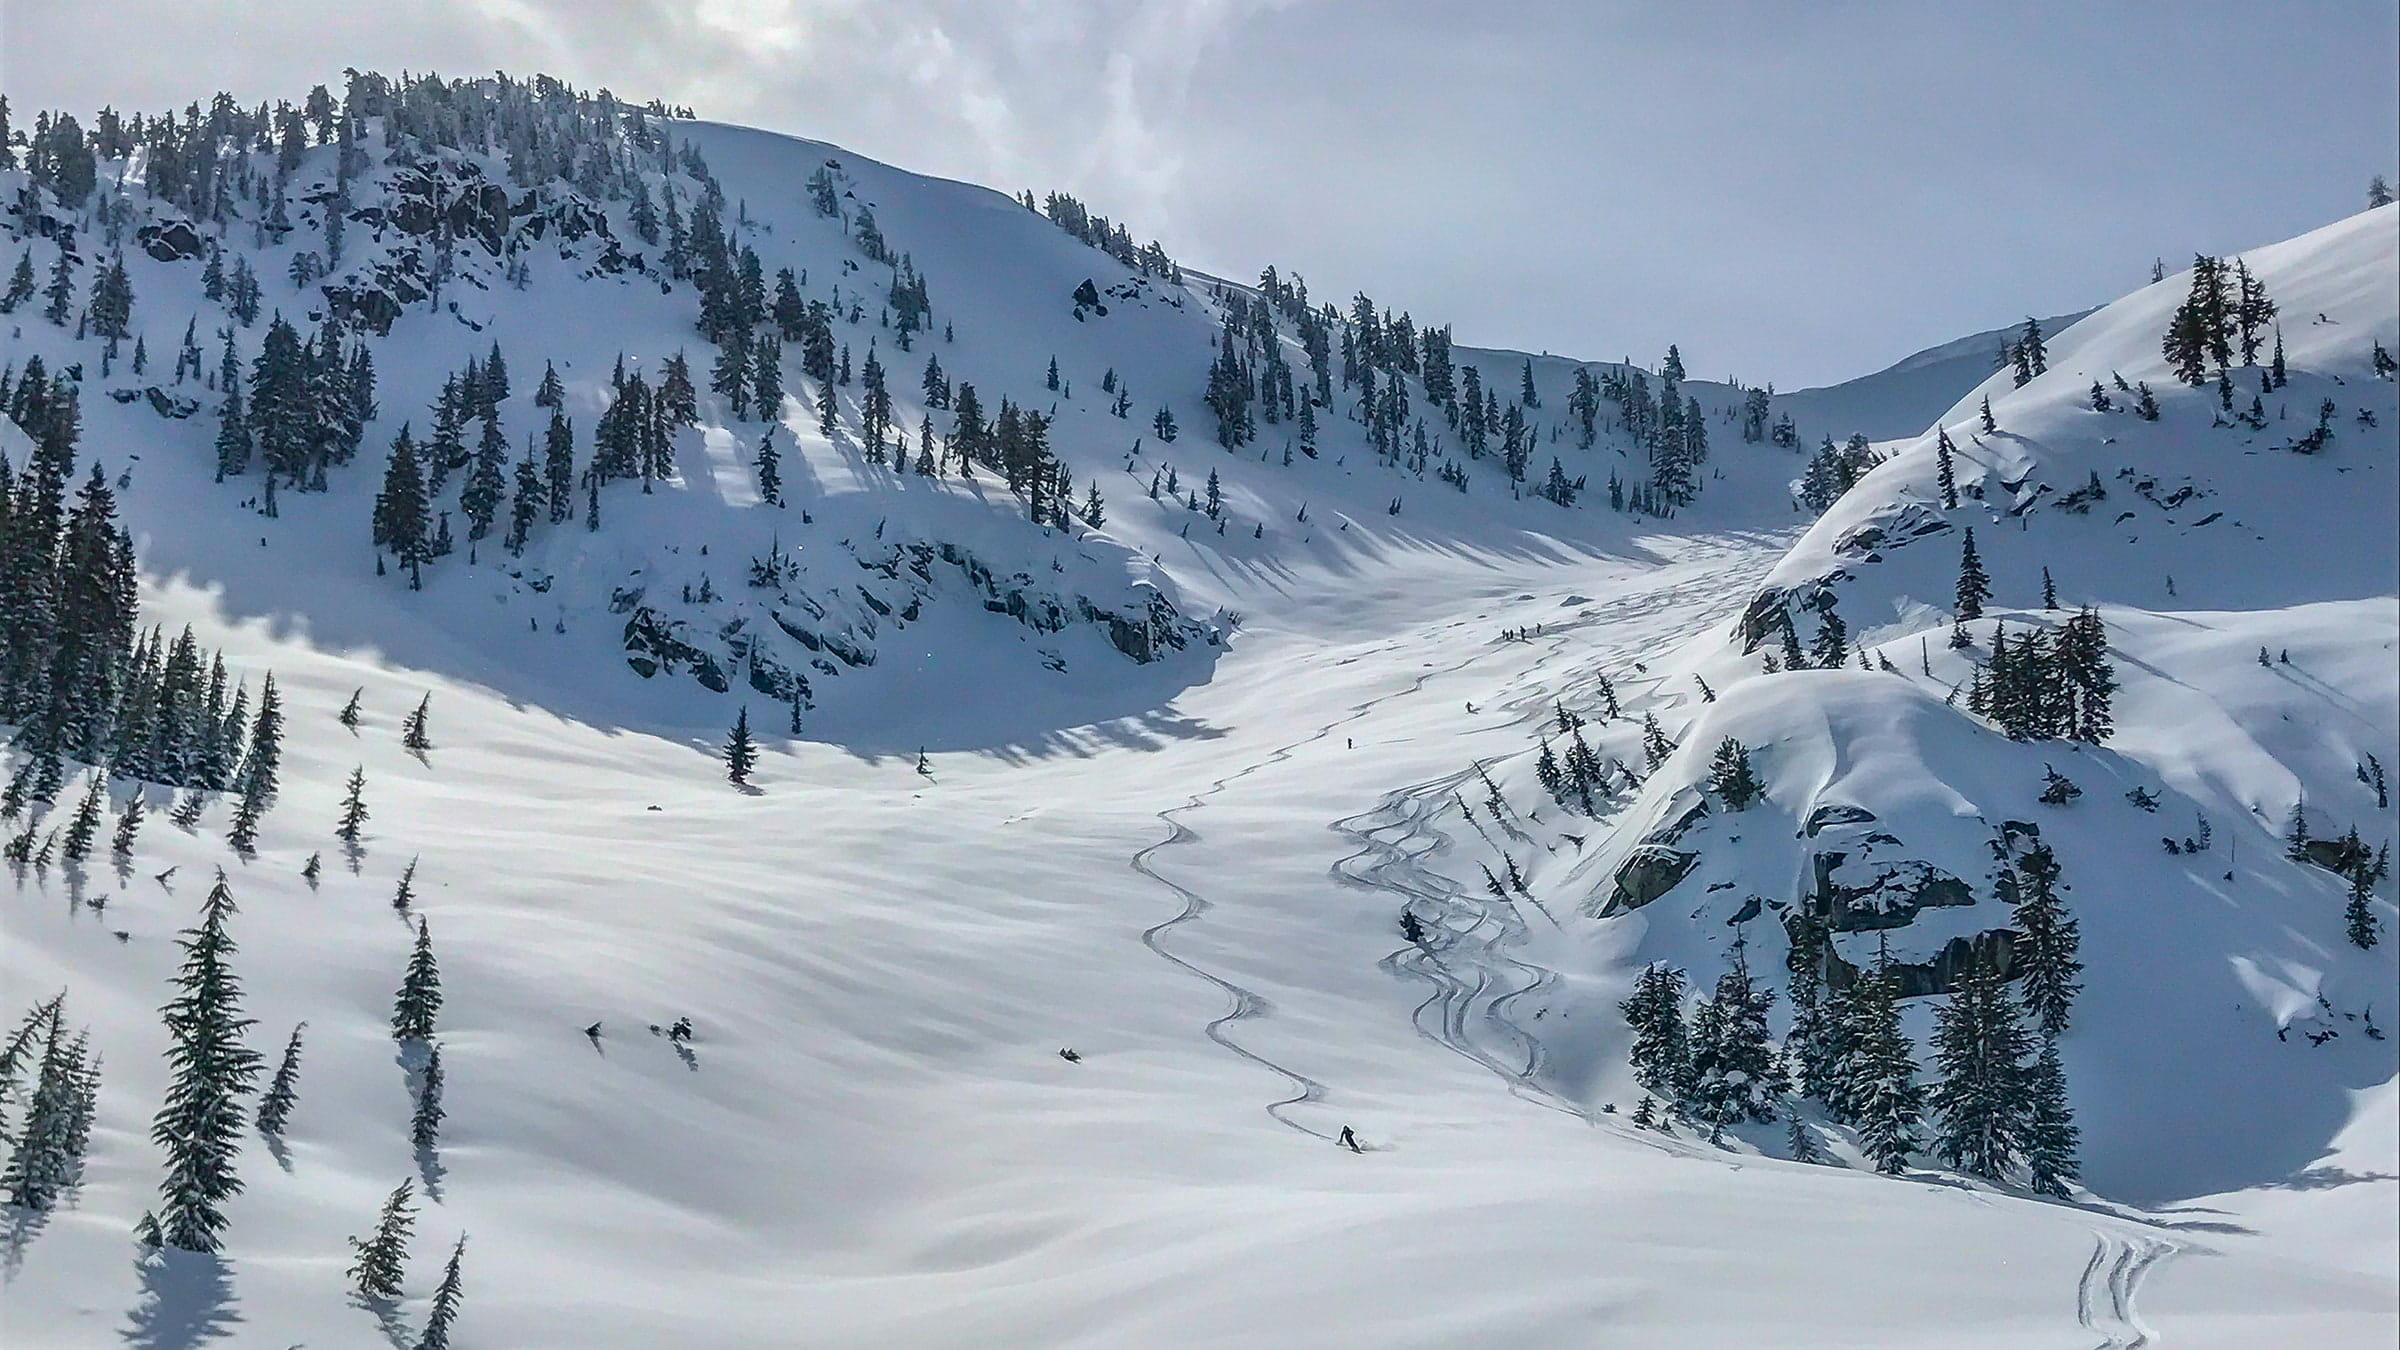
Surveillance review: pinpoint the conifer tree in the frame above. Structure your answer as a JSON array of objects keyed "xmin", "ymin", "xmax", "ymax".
[
  {"xmin": 1929, "ymin": 959, "xmax": 2032, "ymax": 1180},
  {"xmin": 2, "ymin": 1010, "xmax": 92, "ymax": 1212},
  {"xmin": 112, "ymin": 791, "xmax": 146, "ymax": 857},
  {"xmin": 337, "ymin": 766, "xmax": 369, "ymax": 843},
  {"xmin": 1641, "ymin": 713, "xmax": 1675, "ymax": 771},
  {"xmin": 374, "ymin": 426, "xmax": 431, "ymax": 588},
  {"xmin": 412, "ymin": 1041, "xmax": 445, "ymax": 1152},
  {"xmin": 1935, "ymin": 427, "xmax": 1959, "ymax": 510},
  {"xmin": 1955, "ymin": 527, "xmax": 1991, "ymax": 620},
  {"xmin": 1619, "ymin": 964, "xmax": 1691, "ymax": 1103},
  {"xmin": 1685, "ymin": 950, "xmax": 1786, "ymax": 1138},
  {"xmin": 401, "ymin": 695, "xmax": 432, "ymax": 751},
  {"xmin": 394, "ymin": 855, "xmax": 420, "ymax": 910},
  {"xmin": 347, "ymin": 1178, "xmax": 416, "ymax": 1302},
  {"xmin": 1847, "ymin": 960, "xmax": 1923, "ymax": 1175},
  {"xmin": 2346, "ymin": 859, "xmax": 2381, "ymax": 950},
  {"xmin": 1811, "ymin": 598, "xmax": 1850, "ymax": 672},
  {"xmin": 754, "ymin": 431, "xmax": 782, "ymax": 507},
  {"xmin": 725, "ymin": 706, "xmax": 758, "ymax": 786},
  {"xmin": 1707, "ymin": 737, "xmax": 1763, "ymax": 809},
  {"xmin": 339, "ymin": 688, "xmax": 363, "ymax": 728},
  {"xmin": 2022, "ymin": 1039, "xmax": 2079, "ymax": 1199},
  {"xmin": 255, "ymin": 1022, "xmax": 305, "ymax": 1135},
  {"xmin": 416, "ymin": 1234, "xmax": 468, "ymax": 1350},
  {"xmin": 240, "ymin": 673, "xmax": 283, "ymax": 800},
  {"xmin": 1979, "ymin": 395, "xmax": 1995, "ymax": 433},
  {"xmin": 2006, "ymin": 844, "xmax": 2082, "ymax": 1037},
  {"xmin": 1786, "ymin": 1115, "xmax": 1823, "ymax": 1164},
  {"xmin": 61, "ymin": 773, "xmax": 104, "ymax": 863},
  {"xmin": 152, "ymin": 876, "xmax": 264, "ymax": 1252},
  {"xmin": 392, "ymin": 918, "xmax": 442, "ymax": 1042}
]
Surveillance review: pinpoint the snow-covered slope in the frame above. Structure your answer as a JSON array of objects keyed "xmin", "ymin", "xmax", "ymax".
[
  {"xmin": 3, "ymin": 75, "xmax": 2393, "ymax": 1349},
  {"xmin": 1774, "ymin": 308, "xmax": 2096, "ymax": 444},
  {"xmin": 1546, "ymin": 204, "xmax": 2397, "ymax": 1239}
]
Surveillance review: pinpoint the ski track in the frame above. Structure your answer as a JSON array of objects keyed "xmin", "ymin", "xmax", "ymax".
[
  {"xmin": 1129, "ymin": 641, "xmax": 1493, "ymax": 1138},
  {"xmin": 2074, "ymin": 1229, "xmax": 2179, "ymax": 1349}
]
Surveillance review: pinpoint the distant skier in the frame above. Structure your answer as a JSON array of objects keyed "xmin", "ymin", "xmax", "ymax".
[{"xmin": 1337, "ymin": 1126, "xmax": 1361, "ymax": 1153}]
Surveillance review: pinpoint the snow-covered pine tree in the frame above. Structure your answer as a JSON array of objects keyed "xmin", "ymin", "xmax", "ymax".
[
  {"xmin": 1640, "ymin": 713, "xmax": 1675, "ymax": 771},
  {"xmin": 337, "ymin": 765, "xmax": 369, "ymax": 843},
  {"xmin": 1619, "ymin": 964, "xmax": 1691, "ymax": 1103},
  {"xmin": 1955, "ymin": 527, "xmax": 1991, "ymax": 620},
  {"xmin": 255, "ymin": 1021, "xmax": 305, "ymax": 1135},
  {"xmin": 416, "ymin": 1234, "xmax": 468, "ymax": 1349},
  {"xmin": 392, "ymin": 918, "xmax": 442, "ymax": 1042},
  {"xmin": 412, "ymin": 1041, "xmax": 445, "ymax": 1152},
  {"xmin": 1684, "ymin": 948, "xmax": 1785, "ymax": 1139},
  {"xmin": 1707, "ymin": 737, "xmax": 1762, "ymax": 809},
  {"xmin": 1929, "ymin": 958, "xmax": 2033, "ymax": 1181},
  {"xmin": 2022, "ymin": 1039, "xmax": 2079, "ymax": 1199},
  {"xmin": 2, "ymin": 1010, "xmax": 92, "ymax": 1212},
  {"xmin": 2346, "ymin": 858, "xmax": 2382, "ymax": 950},
  {"xmin": 401, "ymin": 695, "xmax": 432, "ymax": 751},
  {"xmin": 347, "ymin": 1178, "xmax": 417, "ymax": 1302},
  {"xmin": 152, "ymin": 875, "xmax": 264, "ymax": 1251},
  {"xmin": 1846, "ymin": 959, "xmax": 1923, "ymax": 1174},
  {"xmin": 2005, "ymin": 843, "xmax": 2082, "ymax": 1037}
]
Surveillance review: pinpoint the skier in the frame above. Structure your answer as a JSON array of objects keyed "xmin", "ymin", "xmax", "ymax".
[{"xmin": 1337, "ymin": 1125, "xmax": 1361, "ymax": 1153}]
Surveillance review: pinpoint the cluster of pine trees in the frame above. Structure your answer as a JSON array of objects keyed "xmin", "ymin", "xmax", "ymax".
[
  {"xmin": 1962, "ymin": 609, "xmax": 2116, "ymax": 743},
  {"xmin": 2, "ymin": 390, "xmax": 281, "ymax": 825},
  {"xmin": 0, "ymin": 992, "xmax": 102, "ymax": 1215},
  {"xmin": 1628, "ymin": 838, "xmax": 2084, "ymax": 1195},
  {"xmin": 1797, "ymin": 433, "xmax": 1879, "ymax": 513},
  {"xmin": 2163, "ymin": 255, "xmax": 2279, "ymax": 387},
  {"xmin": 1533, "ymin": 694, "xmax": 1629, "ymax": 814}
]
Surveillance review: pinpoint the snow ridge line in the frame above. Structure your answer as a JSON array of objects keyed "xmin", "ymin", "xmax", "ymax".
[{"xmin": 1128, "ymin": 644, "xmax": 1492, "ymax": 1138}]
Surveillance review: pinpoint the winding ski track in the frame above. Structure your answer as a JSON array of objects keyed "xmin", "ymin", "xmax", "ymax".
[{"xmin": 1128, "ymin": 641, "xmax": 1492, "ymax": 1138}]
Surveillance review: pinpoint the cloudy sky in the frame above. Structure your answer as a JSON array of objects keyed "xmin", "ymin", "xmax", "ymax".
[{"xmin": 7, "ymin": 1, "xmax": 2393, "ymax": 386}]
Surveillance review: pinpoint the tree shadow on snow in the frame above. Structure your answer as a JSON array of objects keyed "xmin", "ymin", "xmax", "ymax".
[{"xmin": 118, "ymin": 1249, "xmax": 242, "ymax": 1350}]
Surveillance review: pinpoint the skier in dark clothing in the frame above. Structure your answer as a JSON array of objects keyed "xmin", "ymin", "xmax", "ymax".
[{"xmin": 1337, "ymin": 1126, "xmax": 1361, "ymax": 1153}]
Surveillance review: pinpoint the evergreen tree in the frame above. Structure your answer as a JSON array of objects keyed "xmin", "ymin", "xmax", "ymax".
[
  {"xmin": 1979, "ymin": 395, "xmax": 1995, "ymax": 433},
  {"xmin": 1847, "ymin": 961, "xmax": 1923, "ymax": 1175},
  {"xmin": 2346, "ymin": 859, "xmax": 2382, "ymax": 950},
  {"xmin": 1619, "ymin": 964, "xmax": 1691, "ymax": 1103},
  {"xmin": 725, "ymin": 706, "xmax": 757, "ymax": 786},
  {"xmin": 506, "ymin": 447, "xmax": 543, "ymax": 555},
  {"xmin": 1707, "ymin": 737, "xmax": 1763, "ymax": 809},
  {"xmin": 2006, "ymin": 843, "xmax": 2082, "ymax": 1037},
  {"xmin": 401, "ymin": 695, "xmax": 432, "ymax": 752},
  {"xmin": 347, "ymin": 1178, "xmax": 417, "ymax": 1303},
  {"xmin": 60, "ymin": 773, "xmax": 104, "ymax": 863},
  {"xmin": 1685, "ymin": 950, "xmax": 1786, "ymax": 1137},
  {"xmin": 339, "ymin": 688, "xmax": 363, "ymax": 729},
  {"xmin": 754, "ymin": 431, "xmax": 782, "ymax": 507},
  {"xmin": 2, "ymin": 1011, "xmax": 92, "ymax": 1212},
  {"xmin": 337, "ymin": 766, "xmax": 369, "ymax": 843},
  {"xmin": 111, "ymin": 791, "xmax": 146, "ymax": 858},
  {"xmin": 1641, "ymin": 713, "xmax": 1675, "ymax": 771},
  {"xmin": 416, "ymin": 1235, "xmax": 468, "ymax": 1350},
  {"xmin": 1810, "ymin": 598, "xmax": 1850, "ymax": 671},
  {"xmin": 2022, "ymin": 1039, "xmax": 2079, "ymax": 1199},
  {"xmin": 1929, "ymin": 959, "xmax": 2033, "ymax": 1180},
  {"xmin": 373, "ymin": 426, "xmax": 431, "ymax": 588},
  {"xmin": 1955, "ymin": 527, "xmax": 1991, "ymax": 620},
  {"xmin": 411, "ymin": 1041, "xmax": 445, "ymax": 1152},
  {"xmin": 255, "ymin": 1022, "xmax": 305, "ymax": 1135},
  {"xmin": 544, "ymin": 412, "xmax": 576, "ymax": 524},
  {"xmin": 152, "ymin": 876, "xmax": 264, "ymax": 1252},
  {"xmin": 392, "ymin": 917, "xmax": 441, "ymax": 1041},
  {"xmin": 1935, "ymin": 428, "xmax": 1959, "ymax": 510}
]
